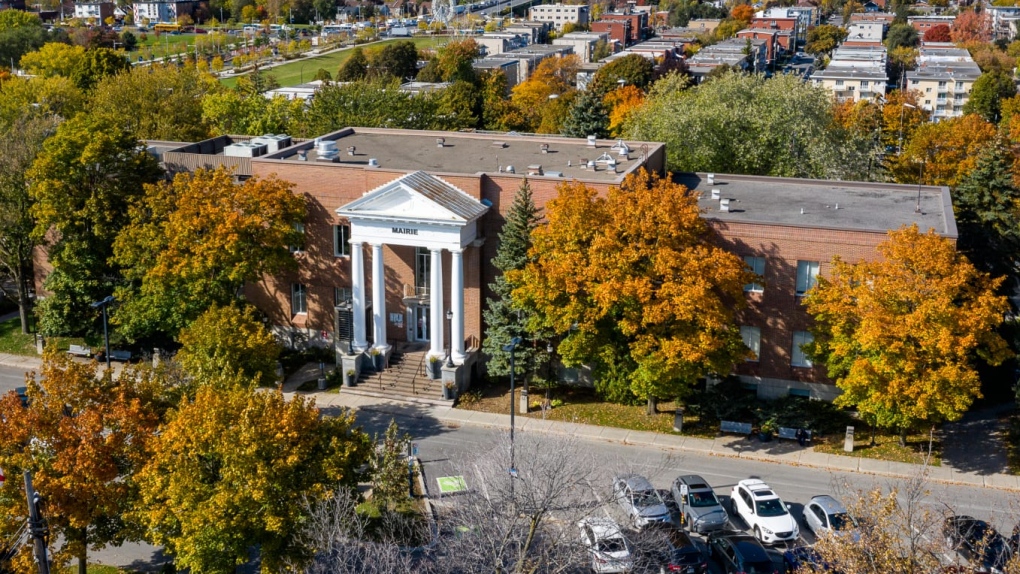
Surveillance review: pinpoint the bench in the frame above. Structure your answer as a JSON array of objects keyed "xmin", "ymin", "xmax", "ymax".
[
  {"xmin": 720, "ymin": 421, "xmax": 753, "ymax": 435},
  {"xmin": 777, "ymin": 427, "xmax": 812, "ymax": 443},
  {"xmin": 110, "ymin": 350, "xmax": 133, "ymax": 362},
  {"xmin": 67, "ymin": 344, "xmax": 91, "ymax": 358}
]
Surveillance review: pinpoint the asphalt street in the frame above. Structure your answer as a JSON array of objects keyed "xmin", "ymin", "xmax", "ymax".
[{"xmin": 2, "ymin": 364, "xmax": 1018, "ymax": 571}]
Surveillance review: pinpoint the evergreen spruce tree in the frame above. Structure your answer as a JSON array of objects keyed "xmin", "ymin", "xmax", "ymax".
[
  {"xmin": 561, "ymin": 89, "xmax": 610, "ymax": 139},
  {"xmin": 336, "ymin": 47, "xmax": 368, "ymax": 82},
  {"xmin": 482, "ymin": 179, "xmax": 542, "ymax": 380},
  {"xmin": 954, "ymin": 137, "xmax": 1020, "ymax": 277}
]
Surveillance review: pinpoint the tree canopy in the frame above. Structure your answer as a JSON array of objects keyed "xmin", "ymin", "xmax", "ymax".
[
  {"xmin": 806, "ymin": 24, "xmax": 847, "ymax": 55},
  {"xmin": 804, "ymin": 225, "xmax": 1011, "ymax": 438},
  {"xmin": 511, "ymin": 171, "xmax": 755, "ymax": 410},
  {"xmin": 963, "ymin": 69, "xmax": 1017, "ymax": 122},
  {"xmin": 176, "ymin": 305, "xmax": 282, "ymax": 389},
  {"xmin": 953, "ymin": 137, "xmax": 1020, "ymax": 277}
]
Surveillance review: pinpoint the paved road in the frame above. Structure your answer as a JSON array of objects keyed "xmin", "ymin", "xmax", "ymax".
[{"xmin": 2, "ymin": 363, "xmax": 1019, "ymax": 571}]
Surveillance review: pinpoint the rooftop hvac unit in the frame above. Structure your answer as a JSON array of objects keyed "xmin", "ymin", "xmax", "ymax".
[
  {"xmin": 368, "ymin": 158, "xmax": 380, "ymax": 168},
  {"xmin": 224, "ymin": 142, "xmax": 268, "ymax": 158},
  {"xmin": 711, "ymin": 188, "xmax": 720, "ymax": 200},
  {"xmin": 720, "ymin": 198, "xmax": 731, "ymax": 212},
  {"xmin": 544, "ymin": 171, "xmax": 563, "ymax": 177},
  {"xmin": 587, "ymin": 135, "xmax": 597, "ymax": 147},
  {"xmin": 527, "ymin": 164, "xmax": 543, "ymax": 176},
  {"xmin": 251, "ymin": 134, "xmax": 292, "ymax": 154},
  {"xmin": 707, "ymin": 173, "xmax": 715, "ymax": 184},
  {"xmin": 316, "ymin": 140, "xmax": 340, "ymax": 160},
  {"xmin": 505, "ymin": 165, "xmax": 515, "ymax": 174}
]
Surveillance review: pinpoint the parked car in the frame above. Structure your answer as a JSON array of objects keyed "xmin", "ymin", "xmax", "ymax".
[
  {"xmin": 730, "ymin": 479, "xmax": 799, "ymax": 545},
  {"xmin": 578, "ymin": 517, "xmax": 634, "ymax": 574},
  {"xmin": 803, "ymin": 495, "xmax": 856, "ymax": 537},
  {"xmin": 640, "ymin": 522, "xmax": 708, "ymax": 574},
  {"xmin": 783, "ymin": 546, "xmax": 835, "ymax": 572},
  {"xmin": 708, "ymin": 532, "xmax": 781, "ymax": 574},
  {"xmin": 614, "ymin": 475, "xmax": 671, "ymax": 529},
  {"xmin": 657, "ymin": 489, "xmax": 680, "ymax": 517},
  {"xmin": 671, "ymin": 474, "xmax": 728, "ymax": 534},
  {"xmin": 944, "ymin": 515, "xmax": 1013, "ymax": 574}
]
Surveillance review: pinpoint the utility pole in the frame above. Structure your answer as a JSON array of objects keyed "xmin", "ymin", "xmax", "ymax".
[{"xmin": 23, "ymin": 471, "xmax": 50, "ymax": 574}]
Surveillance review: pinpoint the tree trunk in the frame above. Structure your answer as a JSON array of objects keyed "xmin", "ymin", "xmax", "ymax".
[
  {"xmin": 18, "ymin": 274, "xmax": 31, "ymax": 335},
  {"xmin": 646, "ymin": 396, "xmax": 657, "ymax": 416},
  {"xmin": 78, "ymin": 553, "xmax": 87, "ymax": 574},
  {"xmin": 899, "ymin": 428, "xmax": 908, "ymax": 447}
]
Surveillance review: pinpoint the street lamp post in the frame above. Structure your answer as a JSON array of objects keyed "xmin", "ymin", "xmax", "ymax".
[
  {"xmin": 345, "ymin": 299, "xmax": 355, "ymax": 355},
  {"xmin": 90, "ymin": 296, "xmax": 114, "ymax": 369},
  {"xmin": 898, "ymin": 102, "xmax": 917, "ymax": 155},
  {"xmin": 445, "ymin": 309, "xmax": 454, "ymax": 368},
  {"xmin": 502, "ymin": 336, "xmax": 523, "ymax": 502}
]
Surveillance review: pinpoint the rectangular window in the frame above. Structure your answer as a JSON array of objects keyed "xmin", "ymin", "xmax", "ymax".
[
  {"xmin": 289, "ymin": 222, "xmax": 306, "ymax": 253},
  {"xmin": 743, "ymin": 256, "xmax": 765, "ymax": 292},
  {"xmin": 860, "ymin": 80, "xmax": 869, "ymax": 88},
  {"xmin": 956, "ymin": 81, "xmax": 964, "ymax": 89},
  {"xmin": 791, "ymin": 331, "xmax": 813, "ymax": 367},
  {"xmin": 740, "ymin": 326, "xmax": 761, "ymax": 361},
  {"xmin": 334, "ymin": 286, "xmax": 351, "ymax": 307},
  {"xmin": 333, "ymin": 224, "xmax": 351, "ymax": 257},
  {"xmin": 795, "ymin": 260, "xmax": 819, "ymax": 296},
  {"xmin": 835, "ymin": 80, "xmax": 844, "ymax": 86},
  {"xmin": 291, "ymin": 283, "xmax": 307, "ymax": 315},
  {"xmin": 938, "ymin": 80, "xmax": 947, "ymax": 88},
  {"xmin": 910, "ymin": 79, "xmax": 919, "ymax": 85},
  {"xmin": 415, "ymin": 247, "xmax": 430, "ymax": 291}
]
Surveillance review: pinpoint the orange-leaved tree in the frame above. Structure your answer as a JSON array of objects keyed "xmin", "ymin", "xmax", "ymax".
[
  {"xmin": 112, "ymin": 166, "xmax": 305, "ymax": 341},
  {"xmin": 803, "ymin": 225, "xmax": 1011, "ymax": 444},
  {"xmin": 889, "ymin": 113, "xmax": 995, "ymax": 186},
  {"xmin": 951, "ymin": 10, "xmax": 992, "ymax": 43},
  {"xmin": 603, "ymin": 84, "xmax": 646, "ymax": 137},
  {"xmin": 0, "ymin": 350, "xmax": 166, "ymax": 574},
  {"xmin": 510, "ymin": 54, "xmax": 580, "ymax": 133},
  {"xmin": 511, "ymin": 170, "xmax": 755, "ymax": 413}
]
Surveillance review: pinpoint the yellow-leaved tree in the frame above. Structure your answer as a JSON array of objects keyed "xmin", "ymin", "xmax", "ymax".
[
  {"xmin": 511, "ymin": 170, "xmax": 755, "ymax": 413},
  {"xmin": 803, "ymin": 225, "xmax": 1012, "ymax": 443},
  {"xmin": 135, "ymin": 385, "xmax": 372, "ymax": 574}
]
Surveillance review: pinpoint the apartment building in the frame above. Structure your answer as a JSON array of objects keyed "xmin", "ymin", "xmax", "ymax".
[
  {"xmin": 811, "ymin": 46, "xmax": 888, "ymax": 102},
  {"xmin": 906, "ymin": 48, "xmax": 981, "ymax": 120},
  {"xmin": 528, "ymin": 3, "xmax": 589, "ymax": 32}
]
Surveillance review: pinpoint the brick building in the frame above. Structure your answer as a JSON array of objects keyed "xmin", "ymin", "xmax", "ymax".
[
  {"xmin": 125, "ymin": 129, "xmax": 955, "ymax": 402},
  {"xmin": 594, "ymin": 10, "xmax": 648, "ymax": 45}
]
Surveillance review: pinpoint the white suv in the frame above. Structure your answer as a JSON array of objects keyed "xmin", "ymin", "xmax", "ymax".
[{"xmin": 729, "ymin": 479, "xmax": 799, "ymax": 545}]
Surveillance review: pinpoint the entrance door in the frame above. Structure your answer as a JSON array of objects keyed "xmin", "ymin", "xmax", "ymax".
[{"xmin": 411, "ymin": 305, "xmax": 430, "ymax": 342}]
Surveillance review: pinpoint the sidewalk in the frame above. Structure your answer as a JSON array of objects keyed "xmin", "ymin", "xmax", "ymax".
[{"xmin": 4, "ymin": 351, "xmax": 1018, "ymax": 491}]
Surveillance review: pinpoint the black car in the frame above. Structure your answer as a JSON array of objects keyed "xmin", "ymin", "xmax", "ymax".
[
  {"xmin": 944, "ymin": 515, "xmax": 1012, "ymax": 574},
  {"xmin": 638, "ymin": 523, "xmax": 708, "ymax": 574},
  {"xmin": 709, "ymin": 532, "xmax": 780, "ymax": 574},
  {"xmin": 783, "ymin": 546, "xmax": 835, "ymax": 573}
]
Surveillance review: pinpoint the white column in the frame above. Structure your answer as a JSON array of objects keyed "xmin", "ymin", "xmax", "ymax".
[
  {"xmin": 371, "ymin": 243, "xmax": 388, "ymax": 351},
  {"xmin": 351, "ymin": 241, "xmax": 368, "ymax": 351},
  {"xmin": 450, "ymin": 248, "xmax": 465, "ymax": 362},
  {"xmin": 429, "ymin": 248, "xmax": 444, "ymax": 358}
]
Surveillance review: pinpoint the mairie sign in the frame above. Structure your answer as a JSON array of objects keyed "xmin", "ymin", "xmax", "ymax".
[{"xmin": 391, "ymin": 227, "xmax": 418, "ymax": 235}]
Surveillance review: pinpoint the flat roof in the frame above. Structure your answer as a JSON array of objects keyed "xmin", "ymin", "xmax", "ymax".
[
  {"xmin": 260, "ymin": 128, "xmax": 664, "ymax": 183},
  {"xmin": 676, "ymin": 172, "xmax": 955, "ymax": 236}
]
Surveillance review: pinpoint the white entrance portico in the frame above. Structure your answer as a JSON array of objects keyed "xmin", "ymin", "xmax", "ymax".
[{"xmin": 337, "ymin": 171, "xmax": 489, "ymax": 363}]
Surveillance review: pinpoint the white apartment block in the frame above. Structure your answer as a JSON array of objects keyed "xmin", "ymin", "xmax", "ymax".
[
  {"xmin": 133, "ymin": 0, "xmax": 194, "ymax": 24},
  {"xmin": 552, "ymin": 31, "xmax": 609, "ymax": 62},
  {"xmin": 73, "ymin": 1, "xmax": 114, "ymax": 21},
  {"xmin": 906, "ymin": 48, "xmax": 981, "ymax": 120},
  {"xmin": 811, "ymin": 46, "xmax": 888, "ymax": 103},
  {"xmin": 528, "ymin": 3, "xmax": 590, "ymax": 32}
]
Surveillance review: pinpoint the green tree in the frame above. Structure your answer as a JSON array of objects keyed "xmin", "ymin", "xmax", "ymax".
[
  {"xmin": 592, "ymin": 38, "xmax": 613, "ymax": 61},
  {"xmin": 19, "ymin": 42, "xmax": 86, "ymax": 79},
  {"xmin": 804, "ymin": 225, "xmax": 1012, "ymax": 443},
  {"xmin": 417, "ymin": 38, "xmax": 479, "ymax": 83},
  {"xmin": 953, "ymin": 137, "xmax": 1020, "ymax": 277},
  {"xmin": 371, "ymin": 420, "xmax": 412, "ymax": 511},
  {"xmin": 0, "ymin": 76, "xmax": 84, "ymax": 132},
  {"xmin": 136, "ymin": 386, "xmax": 372, "ymax": 574},
  {"xmin": 119, "ymin": 30, "xmax": 137, "ymax": 51},
  {"xmin": 29, "ymin": 114, "xmax": 162, "ymax": 336},
  {"xmin": 0, "ymin": 112, "xmax": 56, "ymax": 334},
  {"xmin": 299, "ymin": 79, "xmax": 446, "ymax": 135},
  {"xmin": 590, "ymin": 53, "xmax": 654, "ymax": 93},
  {"xmin": 90, "ymin": 63, "xmax": 219, "ymax": 141},
  {"xmin": 0, "ymin": 10, "xmax": 50, "ymax": 67},
  {"xmin": 561, "ymin": 88, "xmax": 610, "ymax": 138},
  {"xmin": 964, "ymin": 69, "xmax": 1017, "ymax": 123},
  {"xmin": 436, "ymin": 80, "xmax": 481, "ymax": 129},
  {"xmin": 176, "ymin": 305, "xmax": 282, "ymax": 389},
  {"xmin": 512, "ymin": 171, "xmax": 755, "ymax": 413},
  {"xmin": 72, "ymin": 47, "xmax": 130, "ymax": 90},
  {"xmin": 805, "ymin": 24, "xmax": 847, "ymax": 55},
  {"xmin": 336, "ymin": 46, "xmax": 368, "ymax": 81},
  {"xmin": 482, "ymin": 179, "xmax": 543, "ymax": 380},
  {"xmin": 112, "ymin": 167, "xmax": 304, "ymax": 340},
  {"xmin": 370, "ymin": 40, "xmax": 419, "ymax": 81},
  {"xmin": 884, "ymin": 22, "xmax": 919, "ymax": 50}
]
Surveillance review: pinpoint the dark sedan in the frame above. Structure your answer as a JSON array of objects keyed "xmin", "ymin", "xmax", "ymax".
[
  {"xmin": 709, "ymin": 532, "xmax": 780, "ymax": 574},
  {"xmin": 944, "ymin": 515, "xmax": 1013, "ymax": 574}
]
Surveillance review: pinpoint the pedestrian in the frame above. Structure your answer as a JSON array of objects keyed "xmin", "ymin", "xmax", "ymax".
[{"xmin": 796, "ymin": 428, "xmax": 807, "ymax": 447}]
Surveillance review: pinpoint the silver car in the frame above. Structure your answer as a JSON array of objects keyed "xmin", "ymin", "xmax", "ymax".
[
  {"xmin": 671, "ymin": 474, "xmax": 728, "ymax": 533},
  {"xmin": 613, "ymin": 475, "xmax": 671, "ymax": 529},
  {"xmin": 803, "ymin": 495, "xmax": 855, "ymax": 537}
]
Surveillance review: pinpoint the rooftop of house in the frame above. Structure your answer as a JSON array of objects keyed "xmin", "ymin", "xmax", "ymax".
[
  {"xmin": 257, "ymin": 128, "xmax": 664, "ymax": 183},
  {"xmin": 676, "ymin": 172, "xmax": 955, "ymax": 236}
]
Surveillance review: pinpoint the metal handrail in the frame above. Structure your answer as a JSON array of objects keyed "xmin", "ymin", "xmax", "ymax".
[{"xmin": 410, "ymin": 351, "xmax": 429, "ymax": 395}]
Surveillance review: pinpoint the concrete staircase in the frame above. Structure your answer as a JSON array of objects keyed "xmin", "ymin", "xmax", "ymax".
[{"xmin": 340, "ymin": 344, "xmax": 452, "ymax": 405}]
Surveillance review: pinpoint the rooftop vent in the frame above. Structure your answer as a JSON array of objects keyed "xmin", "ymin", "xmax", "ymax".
[
  {"xmin": 707, "ymin": 173, "xmax": 715, "ymax": 184},
  {"xmin": 587, "ymin": 135, "xmax": 597, "ymax": 147},
  {"xmin": 527, "ymin": 164, "xmax": 543, "ymax": 176},
  {"xmin": 586, "ymin": 160, "xmax": 596, "ymax": 170},
  {"xmin": 611, "ymin": 139, "xmax": 630, "ymax": 156},
  {"xmin": 436, "ymin": 137, "xmax": 446, "ymax": 148},
  {"xmin": 711, "ymin": 188, "xmax": 720, "ymax": 200},
  {"xmin": 505, "ymin": 165, "xmax": 515, "ymax": 174},
  {"xmin": 540, "ymin": 143, "xmax": 550, "ymax": 154},
  {"xmin": 720, "ymin": 198, "xmax": 731, "ymax": 212},
  {"xmin": 347, "ymin": 146, "xmax": 356, "ymax": 156},
  {"xmin": 297, "ymin": 150, "xmax": 308, "ymax": 161},
  {"xmin": 800, "ymin": 207, "xmax": 805, "ymax": 215},
  {"xmin": 223, "ymin": 142, "xmax": 268, "ymax": 158},
  {"xmin": 545, "ymin": 170, "xmax": 563, "ymax": 177},
  {"xmin": 492, "ymin": 141, "xmax": 507, "ymax": 148},
  {"xmin": 316, "ymin": 139, "xmax": 339, "ymax": 160},
  {"xmin": 367, "ymin": 158, "xmax": 380, "ymax": 168}
]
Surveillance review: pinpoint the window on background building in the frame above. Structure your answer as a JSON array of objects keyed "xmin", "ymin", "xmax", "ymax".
[
  {"xmin": 791, "ymin": 331, "xmax": 813, "ymax": 367},
  {"xmin": 292, "ymin": 283, "xmax": 307, "ymax": 315},
  {"xmin": 835, "ymin": 80, "xmax": 844, "ymax": 86},
  {"xmin": 334, "ymin": 287, "xmax": 351, "ymax": 307},
  {"xmin": 956, "ymin": 81, "xmax": 964, "ymax": 90},
  {"xmin": 743, "ymin": 255, "xmax": 765, "ymax": 292},
  {"xmin": 333, "ymin": 224, "xmax": 350, "ymax": 257},
  {"xmin": 740, "ymin": 326, "xmax": 761, "ymax": 361},
  {"xmin": 289, "ymin": 222, "xmax": 305, "ymax": 253},
  {"xmin": 860, "ymin": 80, "xmax": 869, "ymax": 88},
  {"xmin": 415, "ymin": 246, "xmax": 430, "ymax": 291},
  {"xmin": 795, "ymin": 260, "xmax": 819, "ymax": 296}
]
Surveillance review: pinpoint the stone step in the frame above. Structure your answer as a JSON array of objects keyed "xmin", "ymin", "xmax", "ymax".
[{"xmin": 338, "ymin": 385, "xmax": 453, "ymax": 406}]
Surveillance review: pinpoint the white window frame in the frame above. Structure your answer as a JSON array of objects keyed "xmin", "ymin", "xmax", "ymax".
[
  {"xmin": 289, "ymin": 222, "xmax": 306, "ymax": 254},
  {"xmin": 334, "ymin": 286, "xmax": 351, "ymax": 307},
  {"xmin": 791, "ymin": 331, "xmax": 813, "ymax": 367},
  {"xmin": 333, "ymin": 224, "xmax": 351, "ymax": 258},
  {"xmin": 292, "ymin": 283, "xmax": 307, "ymax": 315},
  {"xmin": 795, "ymin": 260, "xmax": 819, "ymax": 296},
  {"xmin": 743, "ymin": 256, "xmax": 765, "ymax": 293},
  {"xmin": 741, "ymin": 326, "xmax": 761, "ymax": 362}
]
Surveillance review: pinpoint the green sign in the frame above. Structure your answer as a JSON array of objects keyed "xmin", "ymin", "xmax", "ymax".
[{"xmin": 437, "ymin": 475, "xmax": 468, "ymax": 494}]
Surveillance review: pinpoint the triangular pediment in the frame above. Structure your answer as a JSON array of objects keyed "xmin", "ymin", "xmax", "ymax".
[{"xmin": 337, "ymin": 171, "xmax": 488, "ymax": 225}]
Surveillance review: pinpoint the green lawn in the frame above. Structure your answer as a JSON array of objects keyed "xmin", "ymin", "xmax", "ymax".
[
  {"xmin": 220, "ymin": 37, "xmax": 445, "ymax": 88},
  {"xmin": 0, "ymin": 316, "xmax": 36, "ymax": 356}
]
